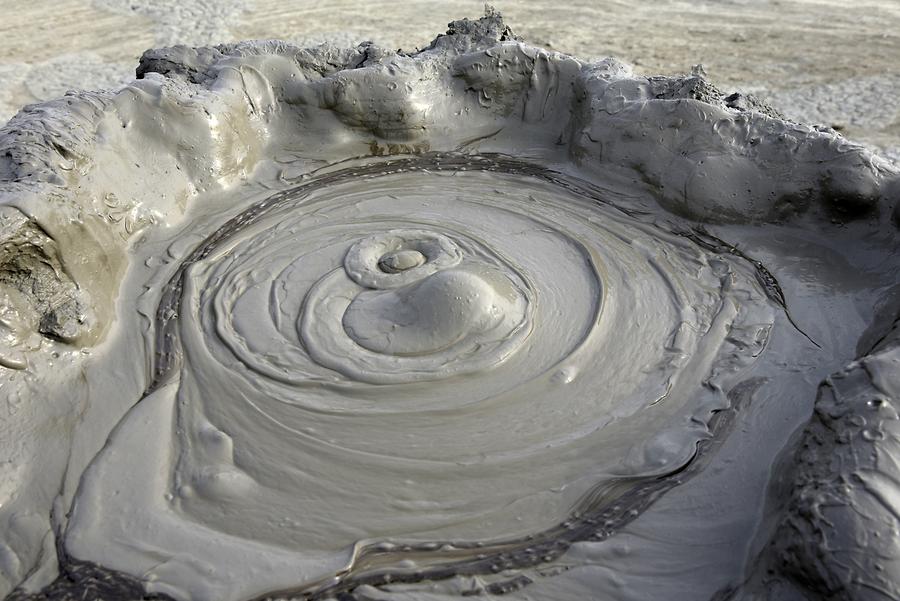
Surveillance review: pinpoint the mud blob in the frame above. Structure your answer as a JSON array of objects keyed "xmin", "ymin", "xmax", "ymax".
[
  {"xmin": 1, "ymin": 11, "xmax": 899, "ymax": 601},
  {"xmin": 309, "ymin": 227, "xmax": 531, "ymax": 378},
  {"xmin": 376, "ymin": 249, "xmax": 425, "ymax": 273}
]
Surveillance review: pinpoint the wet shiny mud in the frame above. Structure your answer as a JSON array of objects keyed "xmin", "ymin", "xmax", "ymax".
[{"xmin": 25, "ymin": 153, "xmax": 777, "ymax": 600}]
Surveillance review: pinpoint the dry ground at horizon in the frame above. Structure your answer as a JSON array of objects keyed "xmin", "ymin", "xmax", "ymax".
[{"xmin": 1, "ymin": 0, "xmax": 899, "ymax": 159}]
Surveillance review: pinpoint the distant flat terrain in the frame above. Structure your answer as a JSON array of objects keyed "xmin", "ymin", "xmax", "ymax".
[{"xmin": 1, "ymin": 0, "xmax": 898, "ymax": 159}]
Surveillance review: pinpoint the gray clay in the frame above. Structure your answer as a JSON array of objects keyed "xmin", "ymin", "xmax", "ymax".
[{"xmin": 0, "ymin": 12, "xmax": 899, "ymax": 601}]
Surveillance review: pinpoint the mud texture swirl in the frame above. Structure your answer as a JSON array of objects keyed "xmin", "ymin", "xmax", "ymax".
[{"xmin": 55, "ymin": 155, "xmax": 773, "ymax": 601}]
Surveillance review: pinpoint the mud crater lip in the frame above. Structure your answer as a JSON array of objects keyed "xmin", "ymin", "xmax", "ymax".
[
  {"xmin": 376, "ymin": 249, "xmax": 426, "ymax": 273},
  {"xmin": 1, "ymin": 9, "xmax": 899, "ymax": 601}
]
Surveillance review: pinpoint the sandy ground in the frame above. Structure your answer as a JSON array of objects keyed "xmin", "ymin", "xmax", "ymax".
[{"xmin": 1, "ymin": 0, "xmax": 899, "ymax": 162}]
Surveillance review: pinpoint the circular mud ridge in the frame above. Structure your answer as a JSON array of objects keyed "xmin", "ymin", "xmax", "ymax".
[
  {"xmin": 1, "ymin": 11, "xmax": 900, "ymax": 601},
  {"xmin": 121, "ymin": 154, "xmax": 770, "ymax": 599}
]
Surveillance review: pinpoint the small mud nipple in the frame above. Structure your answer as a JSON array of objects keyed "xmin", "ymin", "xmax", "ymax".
[{"xmin": 1, "ymin": 10, "xmax": 899, "ymax": 601}]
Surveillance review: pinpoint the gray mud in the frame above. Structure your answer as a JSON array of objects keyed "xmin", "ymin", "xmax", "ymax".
[{"xmin": 0, "ymin": 11, "xmax": 899, "ymax": 601}]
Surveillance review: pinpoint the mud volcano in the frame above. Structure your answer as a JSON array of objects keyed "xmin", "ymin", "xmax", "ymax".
[{"xmin": 1, "ymin": 12, "xmax": 899, "ymax": 601}]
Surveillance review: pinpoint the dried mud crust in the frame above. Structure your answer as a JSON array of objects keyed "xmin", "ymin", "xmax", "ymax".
[{"xmin": 0, "ymin": 207, "xmax": 90, "ymax": 343}]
